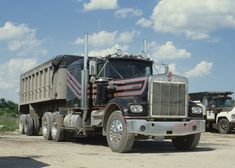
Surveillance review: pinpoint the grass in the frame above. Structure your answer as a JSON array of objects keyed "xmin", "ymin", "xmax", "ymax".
[{"xmin": 0, "ymin": 115, "xmax": 17, "ymax": 132}]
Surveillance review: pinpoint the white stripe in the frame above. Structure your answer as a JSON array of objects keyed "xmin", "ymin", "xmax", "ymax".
[
  {"xmin": 67, "ymin": 70, "xmax": 81, "ymax": 89},
  {"xmin": 67, "ymin": 76, "xmax": 81, "ymax": 94},
  {"xmin": 67, "ymin": 82, "xmax": 81, "ymax": 99}
]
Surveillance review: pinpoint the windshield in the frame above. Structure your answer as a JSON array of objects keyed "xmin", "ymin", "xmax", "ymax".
[
  {"xmin": 98, "ymin": 59, "xmax": 153, "ymax": 78},
  {"xmin": 216, "ymin": 98, "xmax": 233, "ymax": 107}
]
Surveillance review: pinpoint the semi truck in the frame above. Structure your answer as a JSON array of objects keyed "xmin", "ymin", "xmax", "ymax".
[
  {"xmin": 18, "ymin": 34, "xmax": 205, "ymax": 152},
  {"xmin": 190, "ymin": 92, "xmax": 235, "ymax": 134}
]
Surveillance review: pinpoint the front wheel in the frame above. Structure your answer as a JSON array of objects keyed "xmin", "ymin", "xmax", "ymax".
[
  {"xmin": 106, "ymin": 110, "xmax": 134, "ymax": 153},
  {"xmin": 172, "ymin": 133, "xmax": 201, "ymax": 150},
  {"xmin": 218, "ymin": 118, "xmax": 231, "ymax": 134}
]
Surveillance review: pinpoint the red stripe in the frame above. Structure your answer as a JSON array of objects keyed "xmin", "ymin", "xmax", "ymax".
[{"xmin": 113, "ymin": 78, "xmax": 148, "ymax": 97}]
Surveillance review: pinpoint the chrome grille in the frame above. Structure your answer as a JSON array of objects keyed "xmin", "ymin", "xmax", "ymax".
[{"xmin": 151, "ymin": 82, "xmax": 187, "ymax": 118}]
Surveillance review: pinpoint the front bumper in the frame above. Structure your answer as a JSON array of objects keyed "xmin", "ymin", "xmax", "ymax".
[{"xmin": 126, "ymin": 119, "xmax": 205, "ymax": 136}]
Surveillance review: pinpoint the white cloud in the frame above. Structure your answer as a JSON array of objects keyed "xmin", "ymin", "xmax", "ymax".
[
  {"xmin": 184, "ymin": 61, "xmax": 213, "ymax": 78},
  {"xmin": 0, "ymin": 58, "xmax": 38, "ymax": 90},
  {"xmin": 74, "ymin": 30, "xmax": 139, "ymax": 48},
  {"xmin": 0, "ymin": 22, "xmax": 47, "ymax": 56},
  {"xmin": 115, "ymin": 8, "xmax": 143, "ymax": 18},
  {"xmin": 148, "ymin": 0, "xmax": 235, "ymax": 40},
  {"xmin": 150, "ymin": 41, "xmax": 191, "ymax": 59},
  {"xmin": 83, "ymin": 0, "xmax": 118, "ymax": 11},
  {"xmin": 117, "ymin": 31, "xmax": 140, "ymax": 44},
  {"xmin": 88, "ymin": 44, "xmax": 128, "ymax": 57},
  {"xmin": 156, "ymin": 61, "xmax": 213, "ymax": 78},
  {"xmin": 136, "ymin": 17, "xmax": 153, "ymax": 28}
]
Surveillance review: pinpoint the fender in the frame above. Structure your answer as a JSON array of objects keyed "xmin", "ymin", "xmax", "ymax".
[
  {"xmin": 216, "ymin": 111, "xmax": 233, "ymax": 123},
  {"xmin": 104, "ymin": 97, "xmax": 148, "ymax": 117},
  {"xmin": 102, "ymin": 97, "xmax": 148, "ymax": 135}
]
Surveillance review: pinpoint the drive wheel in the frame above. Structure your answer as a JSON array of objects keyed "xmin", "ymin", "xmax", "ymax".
[
  {"xmin": 25, "ymin": 114, "xmax": 34, "ymax": 136},
  {"xmin": 51, "ymin": 112, "xmax": 64, "ymax": 142},
  {"xmin": 33, "ymin": 118, "xmax": 40, "ymax": 136},
  {"xmin": 42, "ymin": 112, "xmax": 52, "ymax": 140},
  {"xmin": 218, "ymin": 118, "xmax": 231, "ymax": 134},
  {"xmin": 19, "ymin": 114, "xmax": 26, "ymax": 134},
  {"xmin": 106, "ymin": 110, "xmax": 134, "ymax": 153},
  {"xmin": 172, "ymin": 133, "xmax": 201, "ymax": 150}
]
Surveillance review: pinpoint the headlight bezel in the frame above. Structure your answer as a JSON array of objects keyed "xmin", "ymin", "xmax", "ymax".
[
  {"xmin": 191, "ymin": 106, "xmax": 203, "ymax": 115},
  {"xmin": 129, "ymin": 104, "xmax": 144, "ymax": 113}
]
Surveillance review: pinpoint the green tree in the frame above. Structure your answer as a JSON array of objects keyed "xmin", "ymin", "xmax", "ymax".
[{"xmin": 0, "ymin": 98, "xmax": 18, "ymax": 117}]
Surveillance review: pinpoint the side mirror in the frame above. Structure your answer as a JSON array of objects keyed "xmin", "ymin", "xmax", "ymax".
[
  {"xmin": 89, "ymin": 59, "xmax": 97, "ymax": 76},
  {"xmin": 161, "ymin": 64, "xmax": 169, "ymax": 74}
]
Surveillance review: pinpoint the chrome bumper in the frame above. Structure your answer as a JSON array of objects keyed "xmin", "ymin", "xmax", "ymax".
[{"xmin": 126, "ymin": 119, "xmax": 205, "ymax": 136}]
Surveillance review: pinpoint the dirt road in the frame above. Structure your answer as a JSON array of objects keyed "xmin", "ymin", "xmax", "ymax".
[{"xmin": 0, "ymin": 132, "xmax": 235, "ymax": 168}]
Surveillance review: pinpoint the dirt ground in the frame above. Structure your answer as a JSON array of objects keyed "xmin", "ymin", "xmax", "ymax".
[{"xmin": 0, "ymin": 132, "xmax": 235, "ymax": 168}]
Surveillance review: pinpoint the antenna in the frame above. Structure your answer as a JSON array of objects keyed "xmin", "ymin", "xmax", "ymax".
[{"xmin": 98, "ymin": 18, "xmax": 101, "ymax": 32}]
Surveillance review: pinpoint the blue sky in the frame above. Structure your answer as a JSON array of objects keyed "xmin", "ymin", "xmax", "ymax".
[{"xmin": 0, "ymin": 0, "xmax": 235, "ymax": 101}]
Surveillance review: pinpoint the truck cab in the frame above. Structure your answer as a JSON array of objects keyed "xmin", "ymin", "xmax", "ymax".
[
  {"xmin": 65, "ymin": 54, "xmax": 205, "ymax": 152},
  {"xmin": 190, "ymin": 92, "xmax": 235, "ymax": 134}
]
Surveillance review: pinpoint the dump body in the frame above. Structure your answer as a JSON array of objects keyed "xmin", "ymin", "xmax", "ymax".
[{"xmin": 19, "ymin": 55, "xmax": 82, "ymax": 115}]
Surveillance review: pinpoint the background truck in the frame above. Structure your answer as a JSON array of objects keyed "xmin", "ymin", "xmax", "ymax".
[
  {"xmin": 190, "ymin": 92, "xmax": 235, "ymax": 134},
  {"xmin": 18, "ymin": 34, "xmax": 205, "ymax": 152}
]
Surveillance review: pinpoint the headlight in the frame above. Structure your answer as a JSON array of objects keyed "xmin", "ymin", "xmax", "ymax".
[
  {"xmin": 231, "ymin": 114, "xmax": 235, "ymax": 119},
  {"xmin": 192, "ymin": 106, "xmax": 203, "ymax": 115},
  {"xmin": 130, "ymin": 105, "xmax": 143, "ymax": 113}
]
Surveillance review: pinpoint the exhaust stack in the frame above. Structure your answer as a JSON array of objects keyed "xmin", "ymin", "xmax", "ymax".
[
  {"xmin": 81, "ymin": 33, "xmax": 89, "ymax": 124},
  {"xmin": 143, "ymin": 40, "xmax": 148, "ymax": 58}
]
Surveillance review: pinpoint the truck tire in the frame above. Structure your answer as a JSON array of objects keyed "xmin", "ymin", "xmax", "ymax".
[
  {"xmin": 51, "ymin": 112, "xmax": 64, "ymax": 142},
  {"xmin": 19, "ymin": 114, "xmax": 26, "ymax": 134},
  {"xmin": 172, "ymin": 133, "xmax": 201, "ymax": 150},
  {"xmin": 33, "ymin": 118, "xmax": 40, "ymax": 136},
  {"xmin": 106, "ymin": 110, "xmax": 134, "ymax": 153},
  {"xmin": 42, "ymin": 112, "xmax": 52, "ymax": 140},
  {"xmin": 25, "ymin": 114, "xmax": 34, "ymax": 136},
  {"xmin": 218, "ymin": 118, "xmax": 231, "ymax": 134}
]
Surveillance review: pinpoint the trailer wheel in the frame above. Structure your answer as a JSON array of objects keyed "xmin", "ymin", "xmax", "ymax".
[
  {"xmin": 42, "ymin": 112, "xmax": 52, "ymax": 140},
  {"xmin": 172, "ymin": 133, "xmax": 201, "ymax": 151},
  {"xmin": 51, "ymin": 112, "xmax": 64, "ymax": 142},
  {"xmin": 33, "ymin": 118, "xmax": 40, "ymax": 136},
  {"xmin": 25, "ymin": 114, "xmax": 34, "ymax": 136},
  {"xmin": 106, "ymin": 110, "xmax": 134, "ymax": 153},
  {"xmin": 218, "ymin": 118, "xmax": 231, "ymax": 134},
  {"xmin": 19, "ymin": 114, "xmax": 26, "ymax": 134}
]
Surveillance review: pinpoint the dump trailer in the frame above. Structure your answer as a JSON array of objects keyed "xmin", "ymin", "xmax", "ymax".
[
  {"xmin": 18, "ymin": 34, "xmax": 205, "ymax": 152},
  {"xmin": 190, "ymin": 92, "xmax": 235, "ymax": 134}
]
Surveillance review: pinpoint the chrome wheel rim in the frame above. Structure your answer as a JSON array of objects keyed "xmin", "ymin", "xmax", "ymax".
[
  {"xmin": 51, "ymin": 120, "xmax": 58, "ymax": 138},
  {"xmin": 19, "ymin": 118, "xmax": 23, "ymax": 132},
  {"xmin": 42, "ymin": 119, "xmax": 48, "ymax": 136},
  {"xmin": 109, "ymin": 119, "xmax": 123, "ymax": 144}
]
